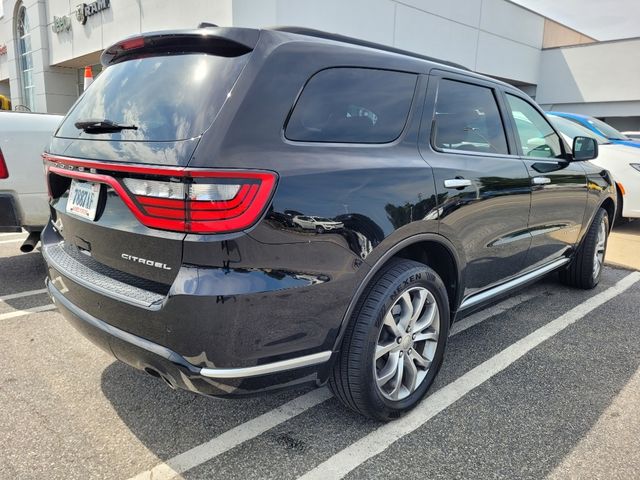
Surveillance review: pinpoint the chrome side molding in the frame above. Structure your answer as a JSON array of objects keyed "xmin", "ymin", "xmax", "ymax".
[
  {"xmin": 459, "ymin": 257, "xmax": 570, "ymax": 311},
  {"xmin": 200, "ymin": 351, "xmax": 332, "ymax": 378}
]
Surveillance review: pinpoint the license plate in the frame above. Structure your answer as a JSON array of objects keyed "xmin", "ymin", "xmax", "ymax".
[{"xmin": 67, "ymin": 180, "xmax": 101, "ymax": 221}]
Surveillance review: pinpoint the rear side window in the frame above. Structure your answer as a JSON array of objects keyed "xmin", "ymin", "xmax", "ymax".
[
  {"xmin": 506, "ymin": 94, "xmax": 563, "ymax": 158},
  {"xmin": 285, "ymin": 68, "xmax": 417, "ymax": 143},
  {"xmin": 432, "ymin": 79, "xmax": 509, "ymax": 155},
  {"xmin": 57, "ymin": 53, "xmax": 249, "ymax": 142}
]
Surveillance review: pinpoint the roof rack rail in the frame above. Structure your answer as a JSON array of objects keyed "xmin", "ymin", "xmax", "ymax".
[{"xmin": 272, "ymin": 26, "xmax": 470, "ymax": 71}]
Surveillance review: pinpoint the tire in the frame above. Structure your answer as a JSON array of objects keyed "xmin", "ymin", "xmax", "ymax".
[
  {"xmin": 560, "ymin": 207, "xmax": 609, "ymax": 289},
  {"xmin": 329, "ymin": 258, "xmax": 450, "ymax": 421},
  {"xmin": 315, "ymin": 225, "xmax": 325, "ymax": 234}
]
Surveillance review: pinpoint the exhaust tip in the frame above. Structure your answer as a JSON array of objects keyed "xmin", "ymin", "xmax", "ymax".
[
  {"xmin": 161, "ymin": 375, "xmax": 177, "ymax": 390},
  {"xmin": 144, "ymin": 367, "xmax": 176, "ymax": 390},
  {"xmin": 144, "ymin": 367, "xmax": 161, "ymax": 378},
  {"xmin": 20, "ymin": 231, "xmax": 40, "ymax": 253}
]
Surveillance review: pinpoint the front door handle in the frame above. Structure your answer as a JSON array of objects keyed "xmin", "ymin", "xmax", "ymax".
[
  {"xmin": 444, "ymin": 178, "xmax": 472, "ymax": 189},
  {"xmin": 532, "ymin": 176, "xmax": 551, "ymax": 185}
]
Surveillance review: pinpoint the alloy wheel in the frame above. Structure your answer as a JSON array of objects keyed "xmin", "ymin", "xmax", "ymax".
[
  {"xmin": 374, "ymin": 286, "xmax": 440, "ymax": 401},
  {"xmin": 593, "ymin": 218, "xmax": 606, "ymax": 279}
]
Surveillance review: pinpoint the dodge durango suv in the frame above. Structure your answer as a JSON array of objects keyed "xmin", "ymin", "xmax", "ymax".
[{"xmin": 42, "ymin": 26, "xmax": 615, "ymax": 420}]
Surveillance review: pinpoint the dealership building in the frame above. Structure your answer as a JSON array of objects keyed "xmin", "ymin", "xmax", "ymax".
[{"xmin": 0, "ymin": 0, "xmax": 638, "ymax": 130}]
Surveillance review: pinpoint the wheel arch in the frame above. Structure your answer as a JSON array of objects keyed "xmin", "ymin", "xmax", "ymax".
[
  {"xmin": 600, "ymin": 196, "xmax": 616, "ymax": 231},
  {"xmin": 329, "ymin": 233, "xmax": 463, "ymax": 354},
  {"xmin": 614, "ymin": 183, "xmax": 625, "ymax": 223},
  {"xmin": 317, "ymin": 234, "xmax": 463, "ymax": 385}
]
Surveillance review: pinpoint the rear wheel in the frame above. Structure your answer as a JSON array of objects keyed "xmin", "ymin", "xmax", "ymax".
[
  {"xmin": 560, "ymin": 208, "xmax": 609, "ymax": 289},
  {"xmin": 329, "ymin": 259, "xmax": 449, "ymax": 421}
]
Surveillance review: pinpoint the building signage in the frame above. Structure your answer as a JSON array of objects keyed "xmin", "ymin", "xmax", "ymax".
[
  {"xmin": 0, "ymin": 44, "xmax": 6, "ymax": 56},
  {"xmin": 75, "ymin": 0, "xmax": 110, "ymax": 25},
  {"xmin": 52, "ymin": 15, "xmax": 72, "ymax": 33}
]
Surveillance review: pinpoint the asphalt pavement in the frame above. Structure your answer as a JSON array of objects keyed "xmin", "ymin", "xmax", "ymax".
[{"xmin": 1, "ymin": 231, "xmax": 639, "ymax": 480}]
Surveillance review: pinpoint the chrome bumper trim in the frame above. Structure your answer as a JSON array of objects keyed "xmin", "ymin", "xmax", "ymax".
[
  {"xmin": 47, "ymin": 278, "xmax": 331, "ymax": 380},
  {"xmin": 199, "ymin": 351, "xmax": 332, "ymax": 378}
]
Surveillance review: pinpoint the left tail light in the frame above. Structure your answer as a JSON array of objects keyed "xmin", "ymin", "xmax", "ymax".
[
  {"xmin": 44, "ymin": 154, "xmax": 277, "ymax": 234},
  {"xmin": 0, "ymin": 148, "xmax": 8, "ymax": 179}
]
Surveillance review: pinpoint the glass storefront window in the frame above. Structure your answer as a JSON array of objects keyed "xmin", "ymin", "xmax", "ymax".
[{"xmin": 16, "ymin": 4, "xmax": 35, "ymax": 111}]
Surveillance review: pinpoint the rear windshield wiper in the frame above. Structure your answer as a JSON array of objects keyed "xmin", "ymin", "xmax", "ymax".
[{"xmin": 74, "ymin": 119, "xmax": 138, "ymax": 134}]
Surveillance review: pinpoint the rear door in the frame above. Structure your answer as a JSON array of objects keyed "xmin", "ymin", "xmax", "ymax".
[
  {"xmin": 420, "ymin": 72, "xmax": 532, "ymax": 297},
  {"xmin": 502, "ymin": 93, "xmax": 587, "ymax": 268}
]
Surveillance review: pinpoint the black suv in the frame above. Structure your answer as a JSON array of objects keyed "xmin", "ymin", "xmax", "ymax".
[{"xmin": 42, "ymin": 26, "xmax": 615, "ymax": 420}]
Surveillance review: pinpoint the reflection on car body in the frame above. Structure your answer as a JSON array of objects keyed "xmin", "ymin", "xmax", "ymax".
[{"xmin": 292, "ymin": 215, "xmax": 344, "ymax": 233}]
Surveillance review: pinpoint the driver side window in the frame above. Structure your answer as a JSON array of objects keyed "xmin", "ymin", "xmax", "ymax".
[{"xmin": 506, "ymin": 94, "xmax": 563, "ymax": 158}]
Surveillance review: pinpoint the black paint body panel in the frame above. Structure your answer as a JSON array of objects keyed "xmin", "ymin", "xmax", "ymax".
[{"xmin": 42, "ymin": 27, "xmax": 616, "ymax": 395}]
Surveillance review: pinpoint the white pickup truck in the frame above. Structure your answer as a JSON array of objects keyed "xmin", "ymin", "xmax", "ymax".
[{"xmin": 0, "ymin": 112, "xmax": 63, "ymax": 251}]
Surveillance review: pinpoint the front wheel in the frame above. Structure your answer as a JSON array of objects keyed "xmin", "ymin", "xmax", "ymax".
[
  {"xmin": 560, "ymin": 207, "xmax": 609, "ymax": 289},
  {"xmin": 329, "ymin": 259, "xmax": 449, "ymax": 421}
]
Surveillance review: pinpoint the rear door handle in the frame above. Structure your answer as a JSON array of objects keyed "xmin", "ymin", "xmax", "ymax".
[
  {"xmin": 532, "ymin": 177, "xmax": 551, "ymax": 185},
  {"xmin": 444, "ymin": 178, "xmax": 472, "ymax": 189}
]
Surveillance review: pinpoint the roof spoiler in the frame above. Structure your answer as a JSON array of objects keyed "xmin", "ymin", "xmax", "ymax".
[
  {"xmin": 101, "ymin": 27, "xmax": 260, "ymax": 66},
  {"xmin": 273, "ymin": 26, "xmax": 470, "ymax": 71}
]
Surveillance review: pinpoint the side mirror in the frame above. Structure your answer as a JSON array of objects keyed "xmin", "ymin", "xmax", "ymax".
[{"xmin": 572, "ymin": 136, "xmax": 598, "ymax": 161}]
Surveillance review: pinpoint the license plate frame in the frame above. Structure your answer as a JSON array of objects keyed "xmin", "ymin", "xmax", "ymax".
[{"xmin": 66, "ymin": 179, "xmax": 101, "ymax": 221}]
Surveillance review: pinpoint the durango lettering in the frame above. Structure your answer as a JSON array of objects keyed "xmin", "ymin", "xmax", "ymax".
[{"xmin": 121, "ymin": 253, "xmax": 171, "ymax": 270}]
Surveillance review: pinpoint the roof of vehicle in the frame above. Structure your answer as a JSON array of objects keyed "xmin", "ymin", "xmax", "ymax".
[
  {"xmin": 272, "ymin": 27, "xmax": 470, "ymax": 71},
  {"xmin": 103, "ymin": 25, "xmax": 518, "ymax": 90}
]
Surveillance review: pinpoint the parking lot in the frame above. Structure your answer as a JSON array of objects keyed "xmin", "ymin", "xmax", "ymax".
[{"xmin": 2, "ymin": 230, "xmax": 640, "ymax": 480}]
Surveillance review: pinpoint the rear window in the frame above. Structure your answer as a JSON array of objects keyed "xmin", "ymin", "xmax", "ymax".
[
  {"xmin": 432, "ymin": 79, "xmax": 509, "ymax": 155},
  {"xmin": 57, "ymin": 53, "xmax": 249, "ymax": 142},
  {"xmin": 285, "ymin": 68, "xmax": 417, "ymax": 144}
]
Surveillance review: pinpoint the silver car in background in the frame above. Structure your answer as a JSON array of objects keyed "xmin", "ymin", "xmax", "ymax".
[{"xmin": 0, "ymin": 111, "xmax": 63, "ymax": 251}]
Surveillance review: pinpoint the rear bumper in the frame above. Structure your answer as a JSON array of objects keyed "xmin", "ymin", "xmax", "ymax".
[
  {"xmin": 47, "ymin": 278, "xmax": 330, "ymax": 395},
  {"xmin": 0, "ymin": 191, "xmax": 49, "ymax": 231},
  {"xmin": 0, "ymin": 194, "xmax": 21, "ymax": 232}
]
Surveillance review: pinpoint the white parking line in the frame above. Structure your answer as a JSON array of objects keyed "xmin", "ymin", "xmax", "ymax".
[
  {"xmin": 129, "ymin": 387, "xmax": 333, "ymax": 480},
  {"xmin": 299, "ymin": 271, "xmax": 640, "ymax": 480},
  {"xmin": 0, "ymin": 288, "xmax": 48, "ymax": 302},
  {"xmin": 127, "ymin": 284, "xmax": 542, "ymax": 480},
  {"xmin": 0, "ymin": 304, "xmax": 57, "ymax": 320}
]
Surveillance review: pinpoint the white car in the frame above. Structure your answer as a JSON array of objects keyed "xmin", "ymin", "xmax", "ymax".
[
  {"xmin": 292, "ymin": 215, "xmax": 344, "ymax": 233},
  {"xmin": 0, "ymin": 111, "xmax": 63, "ymax": 249},
  {"xmin": 549, "ymin": 115, "xmax": 640, "ymax": 221},
  {"xmin": 622, "ymin": 131, "xmax": 640, "ymax": 141}
]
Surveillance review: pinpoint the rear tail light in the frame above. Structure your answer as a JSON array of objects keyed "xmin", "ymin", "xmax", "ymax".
[
  {"xmin": 123, "ymin": 178, "xmax": 185, "ymax": 199},
  {"xmin": 0, "ymin": 148, "xmax": 8, "ymax": 179},
  {"xmin": 44, "ymin": 154, "xmax": 277, "ymax": 234}
]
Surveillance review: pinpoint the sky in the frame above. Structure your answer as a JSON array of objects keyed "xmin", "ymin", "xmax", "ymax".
[{"xmin": 511, "ymin": 0, "xmax": 640, "ymax": 41}]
